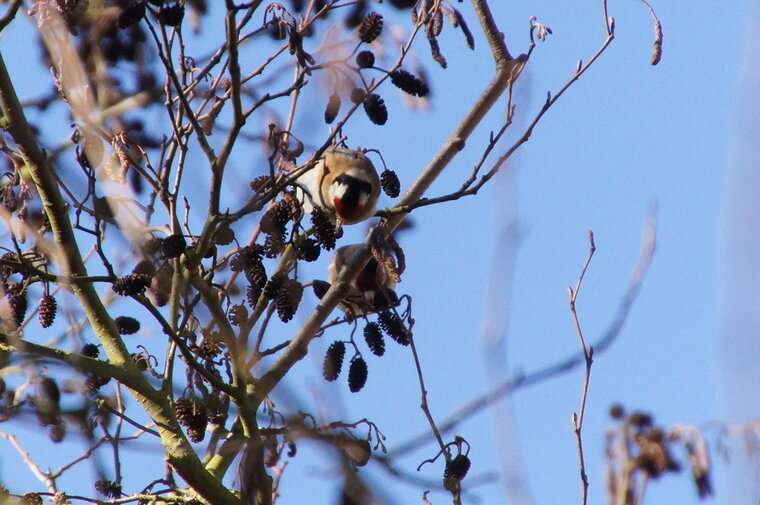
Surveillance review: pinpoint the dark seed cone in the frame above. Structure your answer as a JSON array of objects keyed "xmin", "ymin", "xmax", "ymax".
[
  {"xmin": 214, "ymin": 224, "xmax": 235, "ymax": 246},
  {"xmin": 112, "ymin": 273, "xmax": 151, "ymax": 296},
  {"xmin": 356, "ymin": 50, "xmax": 375, "ymax": 68},
  {"xmin": 372, "ymin": 288, "xmax": 399, "ymax": 312},
  {"xmin": 275, "ymin": 198, "xmax": 294, "ymax": 224},
  {"xmin": 634, "ymin": 434, "xmax": 680, "ymax": 478},
  {"xmin": 389, "ymin": 69, "xmax": 429, "ymax": 97},
  {"xmin": 276, "ymin": 279, "xmax": 303, "ymax": 323},
  {"xmin": 38, "ymin": 294, "xmax": 57, "ymax": 328},
  {"xmin": 344, "ymin": 0, "xmax": 366, "ymax": 27},
  {"xmin": 388, "ymin": 0, "xmax": 416, "ymax": 8},
  {"xmin": 132, "ymin": 259, "xmax": 156, "ymax": 277},
  {"xmin": 185, "ymin": 419, "xmax": 206, "ymax": 442},
  {"xmin": 348, "ymin": 356, "xmax": 368, "ymax": 392},
  {"xmin": 175, "ymin": 397, "xmax": 208, "ymax": 443},
  {"xmin": 609, "ymin": 404, "xmax": 626, "ymax": 420},
  {"xmin": 363, "ymin": 93, "xmax": 388, "ymax": 125},
  {"xmin": 117, "ymin": 1, "xmax": 146, "ymax": 29},
  {"xmin": 325, "ymin": 92, "xmax": 341, "ymax": 124},
  {"xmin": 312, "ymin": 280, "xmax": 331, "ymax": 300},
  {"xmin": 36, "ymin": 376, "xmax": 61, "ymax": 426},
  {"xmin": 161, "ymin": 234, "xmax": 187, "ymax": 258},
  {"xmin": 143, "ymin": 236, "xmax": 163, "ymax": 255},
  {"xmin": 230, "ymin": 245, "xmax": 265, "ymax": 273},
  {"xmin": 39, "ymin": 377, "xmax": 60, "ymax": 404},
  {"xmin": 363, "ymin": 322, "xmax": 385, "ymax": 356},
  {"xmin": 298, "ymin": 238, "xmax": 321, "ymax": 262},
  {"xmin": 93, "ymin": 197, "xmax": 115, "ymax": 222},
  {"xmin": 286, "ymin": 191, "xmax": 304, "ymax": 220},
  {"xmin": 175, "ymin": 397, "xmax": 193, "ymax": 424},
  {"xmin": 158, "ymin": 3, "xmax": 184, "ymax": 26},
  {"xmin": 85, "ymin": 373, "xmax": 111, "ymax": 394},
  {"xmin": 444, "ymin": 454, "xmax": 471, "ymax": 481},
  {"xmin": 198, "ymin": 331, "xmax": 226, "ymax": 360},
  {"xmin": 629, "ymin": 411, "xmax": 653, "ymax": 429},
  {"xmin": 114, "ymin": 316, "xmax": 140, "ymax": 335},
  {"xmin": 263, "ymin": 233, "xmax": 286, "ymax": 258},
  {"xmin": 261, "ymin": 200, "xmax": 291, "ymax": 236},
  {"xmin": 380, "ymin": 169, "xmax": 400, "ymax": 198},
  {"xmin": 323, "ymin": 341, "xmax": 346, "ymax": 381},
  {"xmin": 378, "ymin": 311, "xmax": 409, "ymax": 345},
  {"xmin": 358, "ymin": 12, "xmax": 383, "ymax": 43},
  {"xmin": 208, "ymin": 407, "xmax": 225, "ymax": 426},
  {"xmin": 349, "ymin": 87, "xmax": 366, "ymax": 104},
  {"xmin": 0, "ymin": 251, "xmax": 21, "ymax": 279},
  {"xmin": 94, "ymin": 479, "xmax": 122, "ymax": 499},
  {"xmin": 7, "ymin": 288, "xmax": 27, "ymax": 327},
  {"xmin": 228, "ymin": 304, "xmax": 248, "ymax": 326},
  {"xmin": 19, "ymin": 493, "xmax": 43, "ymax": 505},
  {"xmin": 245, "ymin": 258, "xmax": 268, "ymax": 288},
  {"xmin": 263, "ymin": 272, "xmax": 287, "ymax": 300},
  {"xmin": 246, "ymin": 283, "xmax": 262, "ymax": 308},
  {"xmin": 311, "ymin": 206, "xmax": 339, "ymax": 250},
  {"xmin": 81, "ymin": 343, "xmax": 99, "ymax": 358}
]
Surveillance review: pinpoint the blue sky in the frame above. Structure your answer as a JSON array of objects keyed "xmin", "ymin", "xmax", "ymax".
[{"xmin": 0, "ymin": 1, "xmax": 755, "ymax": 505}]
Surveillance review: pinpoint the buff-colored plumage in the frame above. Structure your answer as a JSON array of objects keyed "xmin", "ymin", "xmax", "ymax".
[
  {"xmin": 328, "ymin": 244, "xmax": 397, "ymax": 316},
  {"xmin": 298, "ymin": 148, "xmax": 380, "ymax": 226}
]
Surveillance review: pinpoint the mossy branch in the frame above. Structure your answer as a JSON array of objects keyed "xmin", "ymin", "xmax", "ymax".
[{"xmin": 0, "ymin": 49, "xmax": 242, "ymax": 505}]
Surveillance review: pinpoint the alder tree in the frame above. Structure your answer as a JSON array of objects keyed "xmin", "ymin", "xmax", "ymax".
[{"xmin": 0, "ymin": 1, "xmax": 701, "ymax": 505}]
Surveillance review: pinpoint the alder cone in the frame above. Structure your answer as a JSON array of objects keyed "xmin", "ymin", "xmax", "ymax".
[
  {"xmin": 358, "ymin": 12, "xmax": 383, "ymax": 43},
  {"xmin": 348, "ymin": 356, "xmax": 368, "ymax": 392},
  {"xmin": 444, "ymin": 454, "xmax": 471, "ymax": 481},
  {"xmin": 323, "ymin": 341, "xmax": 346, "ymax": 381},
  {"xmin": 7, "ymin": 289, "xmax": 27, "ymax": 327},
  {"xmin": 38, "ymin": 294, "xmax": 57, "ymax": 328},
  {"xmin": 363, "ymin": 322, "xmax": 385, "ymax": 356},
  {"xmin": 363, "ymin": 94, "xmax": 388, "ymax": 125}
]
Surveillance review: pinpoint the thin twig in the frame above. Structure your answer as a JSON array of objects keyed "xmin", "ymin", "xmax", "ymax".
[
  {"xmin": 388, "ymin": 210, "xmax": 657, "ymax": 458},
  {"xmin": 378, "ymin": 25, "xmax": 615, "ymax": 219},
  {"xmin": 409, "ymin": 334, "xmax": 446, "ymax": 452},
  {"xmin": 50, "ymin": 436, "xmax": 109, "ymax": 479},
  {"xmin": 568, "ymin": 231, "xmax": 596, "ymax": 505},
  {"xmin": 0, "ymin": 432, "xmax": 57, "ymax": 492}
]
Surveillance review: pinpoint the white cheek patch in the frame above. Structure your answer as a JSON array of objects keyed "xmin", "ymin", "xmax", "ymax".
[
  {"xmin": 330, "ymin": 180, "xmax": 372, "ymax": 208},
  {"xmin": 330, "ymin": 182, "xmax": 349, "ymax": 204},
  {"xmin": 357, "ymin": 192, "xmax": 371, "ymax": 207}
]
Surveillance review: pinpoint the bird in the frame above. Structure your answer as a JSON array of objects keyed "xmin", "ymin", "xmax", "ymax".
[
  {"xmin": 326, "ymin": 244, "xmax": 398, "ymax": 316},
  {"xmin": 297, "ymin": 148, "xmax": 381, "ymax": 226}
]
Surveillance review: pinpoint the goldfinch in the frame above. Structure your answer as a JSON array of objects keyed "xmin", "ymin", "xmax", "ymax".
[
  {"xmin": 298, "ymin": 148, "xmax": 380, "ymax": 226},
  {"xmin": 327, "ymin": 244, "xmax": 398, "ymax": 316}
]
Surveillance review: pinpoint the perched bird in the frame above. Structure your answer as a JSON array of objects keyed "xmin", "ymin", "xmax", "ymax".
[
  {"xmin": 325, "ymin": 244, "xmax": 398, "ymax": 316},
  {"xmin": 298, "ymin": 148, "xmax": 381, "ymax": 226}
]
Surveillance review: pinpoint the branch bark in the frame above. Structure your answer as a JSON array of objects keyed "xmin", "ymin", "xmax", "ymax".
[{"xmin": 0, "ymin": 48, "xmax": 242, "ymax": 505}]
